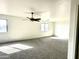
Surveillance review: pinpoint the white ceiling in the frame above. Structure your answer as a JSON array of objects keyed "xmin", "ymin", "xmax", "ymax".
[
  {"xmin": 0, "ymin": 0, "xmax": 70, "ymax": 22},
  {"xmin": 6, "ymin": 0, "xmax": 57, "ymax": 17}
]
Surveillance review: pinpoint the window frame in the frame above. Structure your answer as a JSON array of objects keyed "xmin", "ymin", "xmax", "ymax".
[
  {"xmin": 0, "ymin": 19, "xmax": 8, "ymax": 33},
  {"xmin": 40, "ymin": 22, "xmax": 49, "ymax": 32}
]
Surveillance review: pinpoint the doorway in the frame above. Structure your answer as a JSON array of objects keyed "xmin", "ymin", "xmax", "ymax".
[{"xmin": 75, "ymin": 5, "xmax": 79, "ymax": 59}]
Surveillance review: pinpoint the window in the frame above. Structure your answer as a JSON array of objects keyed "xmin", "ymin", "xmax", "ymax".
[
  {"xmin": 41, "ymin": 23, "xmax": 49, "ymax": 32},
  {"xmin": 0, "ymin": 20, "xmax": 7, "ymax": 32}
]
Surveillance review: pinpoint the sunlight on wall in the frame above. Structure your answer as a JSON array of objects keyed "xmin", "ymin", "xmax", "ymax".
[{"xmin": 55, "ymin": 22, "xmax": 69, "ymax": 39}]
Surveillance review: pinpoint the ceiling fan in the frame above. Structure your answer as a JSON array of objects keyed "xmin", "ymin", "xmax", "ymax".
[{"xmin": 26, "ymin": 11, "xmax": 41, "ymax": 22}]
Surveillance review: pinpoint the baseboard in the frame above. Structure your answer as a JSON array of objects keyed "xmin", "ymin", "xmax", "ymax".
[{"xmin": 0, "ymin": 35, "xmax": 52, "ymax": 44}]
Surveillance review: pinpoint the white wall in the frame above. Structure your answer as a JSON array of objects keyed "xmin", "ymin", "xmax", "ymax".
[
  {"xmin": 0, "ymin": 0, "xmax": 71, "ymax": 43},
  {"xmin": 68, "ymin": 0, "xmax": 78, "ymax": 59},
  {"xmin": 0, "ymin": 14, "xmax": 53, "ymax": 43},
  {"xmin": 52, "ymin": 0, "xmax": 70, "ymax": 39},
  {"xmin": 55, "ymin": 22, "xmax": 69, "ymax": 39},
  {"xmin": 0, "ymin": 0, "xmax": 7, "ymax": 14}
]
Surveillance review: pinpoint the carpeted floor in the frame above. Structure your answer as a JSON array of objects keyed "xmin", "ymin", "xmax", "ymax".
[{"xmin": 0, "ymin": 37, "xmax": 68, "ymax": 59}]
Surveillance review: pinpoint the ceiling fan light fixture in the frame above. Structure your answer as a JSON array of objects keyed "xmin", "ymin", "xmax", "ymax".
[{"xmin": 27, "ymin": 12, "xmax": 41, "ymax": 22}]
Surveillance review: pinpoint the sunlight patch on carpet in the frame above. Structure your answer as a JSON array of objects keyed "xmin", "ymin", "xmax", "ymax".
[
  {"xmin": 0, "ymin": 46, "xmax": 21, "ymax": 54},
  {"xmin": 9, "ymin": 44, "xmax": 33, "ymax": 50}
]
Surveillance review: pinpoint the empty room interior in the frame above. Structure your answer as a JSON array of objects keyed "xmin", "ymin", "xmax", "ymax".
[{"xmin": 0, "ymin": 0, "xmax": 72, "ymax": 59}]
